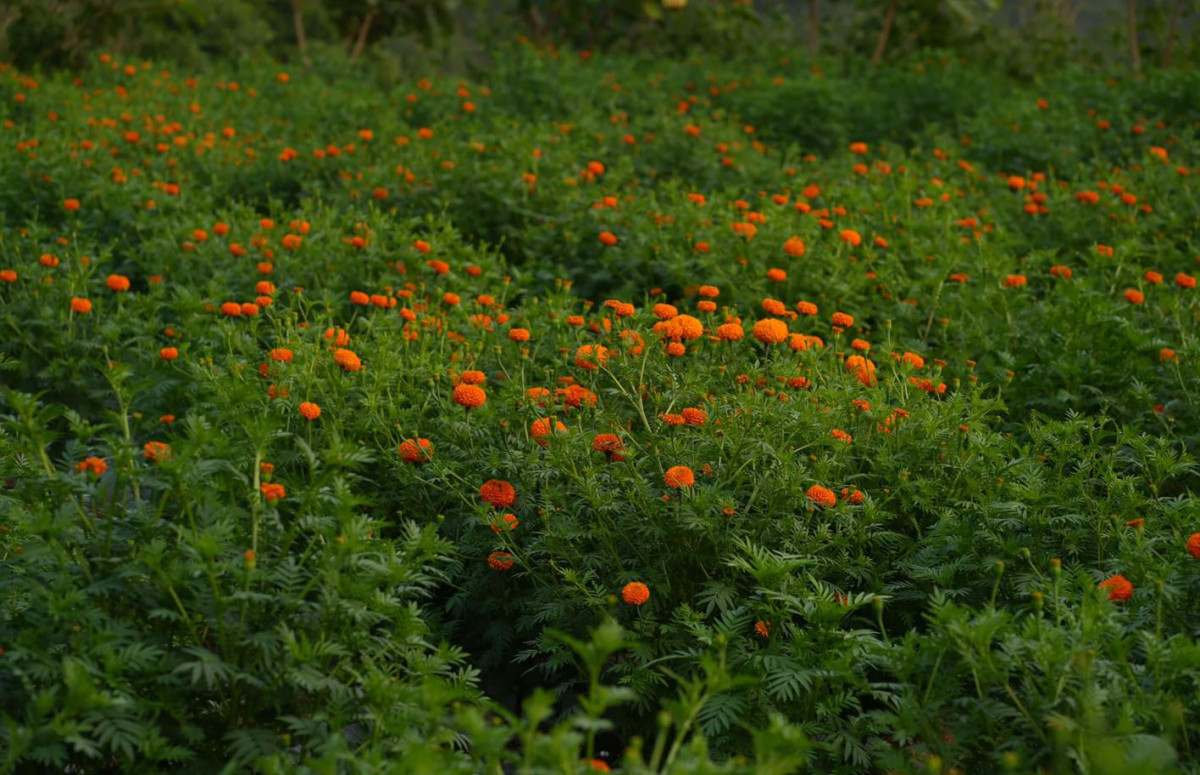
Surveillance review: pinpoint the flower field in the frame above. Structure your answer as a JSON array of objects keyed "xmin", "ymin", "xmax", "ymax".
[{"xmin": 2, "ymin": 43, "xmax": 1200, "ymax": 774}]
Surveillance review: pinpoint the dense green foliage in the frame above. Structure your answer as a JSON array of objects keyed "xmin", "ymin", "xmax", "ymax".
[{"xmin": 2, "ymin": 38, "xmax": 1200, "ymax": 774}]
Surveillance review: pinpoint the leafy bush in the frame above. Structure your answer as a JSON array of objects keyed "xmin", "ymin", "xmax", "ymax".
[{"xmin": 1, "ymin": 42, "xmax": 1200, "ymax": 774}]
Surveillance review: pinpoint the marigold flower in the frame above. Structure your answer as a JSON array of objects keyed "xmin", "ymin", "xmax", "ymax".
[
  {"xmin": 219, "ymin": 301, "xmax": 242, "ymax": 316},
  {"xmin": 622, "ymin": 581, "xmax": 650, "ymax": 605},
  {"xmin": 848, "ymin": 142, "xmax": 868, "ymax": 155},
  {"xmin": 487, "ymin": 551, "xmax": 514, "ymax": 571},
  {"xmin": 1187, "ymin": 533, "xmax": 1200, "ymax": 560},
  {"xmin": 1124, "ymin": 289, "xmax": 1144, "ymax": 305},
  {"xmin": 754, "ymin": 620, "xmax": 771, "ymax": 639},
  {"xmin": 74, "ymin": 456, "xmax": 108, "ymax": 476},
  {"xmin": 142, "ymin": 441, "xmax": 171, "ymax": 462},
  {"xmin": 1004, "ymin": 275, "xmax": 1027, "ymax": 288},
  {"xmin": 334, "ymin": 348, "xmax": 362, "ymax": 371},
  {"xmin": 716, "ymin": 323, "xmax": 743, "ymax": 341},
  {"xmin": 159, "ymin": 347, "xmax": 178, "ymax": 360},
  {"xmin": 399, "ymin": 437, "xmax": 433, "ymax": 463},
  {"xmin": 490, "ymin": 513, "xmax": 519, "ymax": 533},
  {"xmin": 70, "ymin": 297, "xmax": 92, "ymax": 314},
  {"xmin": 681, "ymin": 407, "xmax": 708, "ymax": 426},
  {"xmin": 698, "ymin": 285, "xmax": 720, "ymax": 298},
  {"xmin": 105, "ymin": 274, "xmax": 130, "ymax": 292},
  {"xmin": 783, "ymin": 236, "xmax": 806, "ymax": 257},
  {"xmin": 752, "ymin": 318, "xmax": 788, "ymax": 344},
  {"xmin": 479, "ymin": 479, "xmax": 516, "ymax": 508},
  {"xmin": 1049, "ymin": 265, "xmax": 1072, "ymax": 279},
  {"xmin": 599, "ymin": 231, "xmax": 618, "ymax": 246},
  {"xmin": 509, "ymin": 327, "xmax": 531, "ymax": 342},
  {"xmin": 1175, "ymin": 273, "xmax": 1196, "ymax": 289},
  {"xmin": 260, "ymin": 482, "xmax": 286, "ymax": 502},
  {"xmin": 766, "ymin": 268, "xmax": 787, "ymax": 282},
  {"xmin": 664, "ymin": 465, "xmax": 695, "ymax": 488},
  {"xmin": 299, "ymin": 401, "xmax": 321, "ymax": 420},
  {"xmin": 592, "ymin": 433, "xmax": 625, "ymax": 454},
  {"xmin": 1099, "ymin": 574, "xmax": 1133, "ymax": 602},
  {"xmin": 653, "ymin": 303, "xmax": 679, "ymax": 320},
  {"xmin": 453, "ymin": 383, "xmax": 487, "ymax": 409},
  {"xmin": 831, "ymin": 312, "xmax": 853, "ymax": 328},
  {"xmin": 531, "ymin": 417, "xmax": 567, "ymax": 446},
  {"xmin": 0, "ymin": 270, "xmax": 16, "ymax": 283},
  {"xmin": 63, "ymin": 198, "xmax": 81, "ymax": 211},
  {"xmin": 574, "ymin": 344, "xmax": 609, "ymax": 370},
  {"xmin": 807, "ymin": 485, "xmax": 837, "ymax": 508}
]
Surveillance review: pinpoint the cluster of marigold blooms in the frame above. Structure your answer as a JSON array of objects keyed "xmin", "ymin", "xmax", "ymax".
[{"xmin": 17, "ymin": 62, "xmax": 1191, "ymax": 618}]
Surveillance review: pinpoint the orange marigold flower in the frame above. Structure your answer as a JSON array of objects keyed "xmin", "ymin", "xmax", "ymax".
[
  {"xmin": 299, "ymin": 401, "xmax": 321, "ymax": 420},
  {"xmin": 508, "ymin": 327, "xmax": 531, "ymax": 342},
  {"xmin": 1160, "ymin": 348, "xmax": 1178, "ymax": 362},
  {"xmin": 0, "ymin": 270, "xmax": 16, "ymax": 283},
  {"xmin": 592, "ymin": 433, "xmax": 625, "ymax": 454},
  {"xmin": 575, "ymin": 344, "xmax": 610, "ymax": 370},
  {"xmin": 622, "ymin": 581, "xmax": 650, "ymax": 606},
  {"xmin": 106, "ymin": 274, "xmax": 130, "ymax": 292},
  {"xmin": 682, "ymin": 407, "xmax": 708, "ymax": 426},
  {"xmin": 664, "ymin": 465, "xmax": 695, "ymax": 488},
  {"xmin": 839, "ymin": 229, "xmax": 862, "ymax": 246},
  {"xmin": 487, "ymin": 551, "xmax": 514, "ymax": 571},
  {"xmin": 159, "ymin": 347, "xmax": 179, "ymax": 361},
  {"xmin": 831, "ymin": 311, "xmax": 853, "ymax": 328},
  {"xmin": 697, "ymin": 300, "xmax": 717, "ymax": 313},
  {"xmin": 1099, "ymin": 574, "xmax": 1133, "ymax": 602},
  {"xmin": 268, "ymin": 348, "xmax": 293, "ymax": 363},
  {"xmin": 716, "ymin": 323, "xmax": 744, "ymax": 341},
  {"xmin": 460, "ymin": 370, "xmax": 486, "ymax": 385},
  {"xmin": 334, "ymin": 348, "xmax": 362, "ymax": 371},
  {"xmin": 848, "ymin": 142, "xmax": 868, "ymax": 155},
  {"xmin": 1049, "ymin": 265, "xmax": 1072, "ymax": 279},
  {"xmin": 453, "ymin": 383, "xmax": 487, "ymax": 409},
  {"xmin": 653, "ymin": 303, "xmax": 679, "ymax": 320},
  {"xmin": 443, "ymin": 292, "xmax": 461, "ymax": 306},
  {"xmin": 70, "ymin": 297, "xmax": 92, "ymax": 314},
  {"xmin": 531, "ymin": 417, "xmax": 567, "ymax": 446},
  {"xmin": 796, "ymin": 301, "xmax": 818, "ymax": 316},
  {"xmin": 350, "ymin": 291, "xmax": 370, "ymax": 306},
  {"xmin": 1175, "ymin": 273, "xmax": 1196, "ymax": 289},
  {"xmin": 766, "ymin": 268, "xmax": 787, "ymax": 282},
  {"xmin": 142, "ymin": 441, "xmax": 172, "ymax": 462},
  {"xmin": 74, "ymin": 456, "xmax": 108, "ymax": 476},
  {"xmin": 220, "ymin": 301, "xmax": 242, "ymax": 317},
  {"xmin": 1004, "ymin": 275, "xmax": 1027, "ymax": 288},
  {"xmin": 490, "ymin": 513, "xmax": 519, "ymax": 533},
  {"xmin": 260, "ymin": 482, "xmax": 286, "ymax": 502},
  {"xmin": 1124, "ymin": 289, "xmax": 1144, "ymax": 305},
  {"xmin": 598, "ymin": 231, "xmax": 618, "ymax": 246},
  {"xmin": 754, "ymin": 620, "xmax": 771, "ymax": 639},
  {"xmin": 752, "ymin": 318, "xmax": 788, "ymax": 344},
  {"xmin": 698, "ymin": 285, "xmax": 720, "ymax": 298},
  {"xmin": 479, "ymin": 479, "xmax": 516, "ymax": 508},
  {"xmin": 783, "ymin": 236, "xmax": 806, "ymax": 257},
  {"xmin": 806, "ymin": 485, "xmax": 837, "ymax": 508},
  {"xmin": 1187, "ymin": 533, "xmax": 1200, "ymax": 560},
  {"xmin": 762, "ymin": 298, "xmax": 788, "ymax": 316},
  {"xmin": 399, "ymin": 437, "xmax": 433, "ymax": 463},
  {"xmin": 324, "ymin": 327, "xmax": 351, "ymax": 347},
  {"xmin": 63, "ymin": 198, "xmax": 81, "ymax": 211}
]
